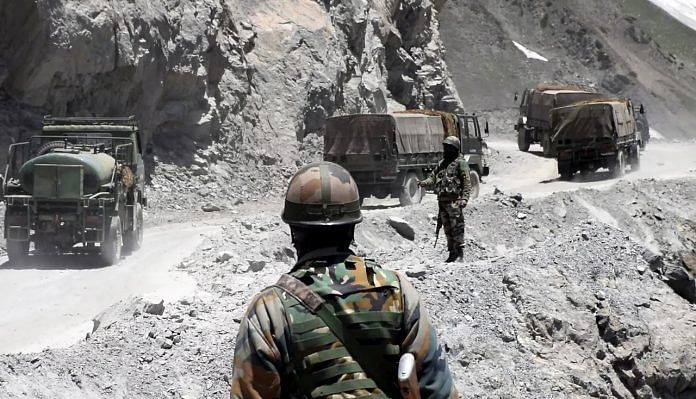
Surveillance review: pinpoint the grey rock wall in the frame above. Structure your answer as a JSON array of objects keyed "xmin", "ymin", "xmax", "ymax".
[{"xmin": 0, "ymin": 0, "xmax": 460, "ymax": 169}]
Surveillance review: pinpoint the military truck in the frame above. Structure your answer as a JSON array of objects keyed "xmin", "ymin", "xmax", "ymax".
[
  {"xmin": 2, "ymin": 116, "xmax": 147, "ymax": 265},
  {"xmin": 515, "ymin": 84, "xmax": 605, "ymax": 157},
  {"xmin": 551, "ymin": 99, "xmax": 641, "ymax": 180},
  {"xmin": 323, "ymin": 111, "xmax": 490, "ymax": 206}
]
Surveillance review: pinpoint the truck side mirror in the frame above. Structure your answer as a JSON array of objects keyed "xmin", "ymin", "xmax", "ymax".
[
  {"xmin": 639, "ymin": 104, "xmax": 645, "ymax": 114},
  {"xmin": 514, "ymin": 92, "xmax": 519, "ymax": 102},
  {"xmin": 145, "ymin": 142, "xmax": 153, "ymax": 155},
  {"xmin": 484, "ymin": 121, "xmax": 490, "ymax": 137}
]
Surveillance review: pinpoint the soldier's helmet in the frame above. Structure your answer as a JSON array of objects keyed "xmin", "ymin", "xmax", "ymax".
[
  {"xmin": 281, "ymin": 161, "xmax": 363, "ymax": 227},
  {"xmin": 443, "ymin": 136, "xmax": 461, "ymax": 149}
]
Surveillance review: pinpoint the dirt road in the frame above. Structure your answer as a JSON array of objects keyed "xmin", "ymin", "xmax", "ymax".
[
  {"xmin": 0, "ymin": 222, "xmax": 222, "ymax": 354},
  {"xmin": 482, "ymin": 140, "xmax": 696, "ymax": 198}
]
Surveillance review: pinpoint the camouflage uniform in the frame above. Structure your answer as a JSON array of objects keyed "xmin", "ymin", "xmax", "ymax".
[
  {"xmin": 230, "ymin": 251, "xmax": 458, "ymax": 398},
  {"xmin": 421, "ymin": 156, "xmax": 472, "ymax": 252}
]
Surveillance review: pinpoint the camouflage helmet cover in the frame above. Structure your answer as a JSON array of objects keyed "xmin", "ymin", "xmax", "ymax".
[
  {"xmin": 443, "ymin": 136, "xmax": 461, "ymax": 149},
  {"xmin": 282, "ymin": 161, "xmax": 363, "ymax": 226}
]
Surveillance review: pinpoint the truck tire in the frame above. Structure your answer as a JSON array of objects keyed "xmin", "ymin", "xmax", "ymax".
[
  {"xmin": 629, "ymin": 144, "xmax": 641, "ymax": 172},
  {"xmin": 6, "ymin": 240, "xmax": 29, "ymax": 263},
  {"xmin": 101, "ymin": 217, "xmax": 123, "ymax": 266},
  {"xmin": 399, "ymin": 172, "xmax": 423, "ymax": 206},
  {"xmin": 124, "ymin": 204, "xmax": 143, "ymax": 253},
  {"xmin": 517, "ymin": 128, "xmax": 530, "ymax": 152},
  {"xmin": 612, "ymin": 150, "xmax": 626, "ymax": 178},
  {"xmin": 558, "ymin": 162, "xmax": 573, "ymax": 181},
  {"xmin": 469, "ymin": 170, "xmax": 480, "ymax": 200}
]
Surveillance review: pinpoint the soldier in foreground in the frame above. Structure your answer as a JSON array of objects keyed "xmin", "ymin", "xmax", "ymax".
[
  {"xmin": 418, "ymin": 136, "xmax": 473, "ymax": 262},
  {"xmin": 231, "ymin": 161, "xmax": 458, "ymax": 398}
]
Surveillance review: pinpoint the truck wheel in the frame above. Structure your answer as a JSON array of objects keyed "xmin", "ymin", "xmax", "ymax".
[
  {"xmin": 124, "ymin": 204, "xmax": 143, "ymax": 253},
  {"xmin": 517, "ymin": 128, "xmax": 530, "ymax": 152},
  {"xmin": 399, "ymin": 172, "xmax": 423, "ymax": 206},
  {"xmin": 629, "ymin": 144, "xmax": 641, "ymax": 172},
  {"xmin": 101, "ymin": 217, "xmax": 123, "ymax": 266},
  {"xmin": 612, "ymin": 150, "xmax": 626, "ymax": 178},
  {"xmin": 469, "ymin": 171, "xmax": 480, "ymax": 200},
  {"xmin": 6, "ymin": 241, "xmax": 29, "ymax": 263}
]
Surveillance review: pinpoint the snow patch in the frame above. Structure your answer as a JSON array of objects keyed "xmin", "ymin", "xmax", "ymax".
[
  {"xmin": 512, "ymin": 41, "xmax": 549, "ymax": 62},
  {"xmin": 647, "ymin": 0, "xmax": 696, "ymax": 31}
]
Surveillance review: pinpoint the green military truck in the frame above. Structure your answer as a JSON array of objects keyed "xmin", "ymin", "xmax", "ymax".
[
  {"xmin": 551, "ymin": 99, "xmax": 641, "ymax": 180},
  {"xmin": 515, "ymin": 84, "xmax": 605, "ymax": 157},
  {"xmin": 323, "ymin": 111, "xmax": 490, "ymax": 206},
  {"xmin": 2, "ymin": 116, "xmax": 146, "ymax": 265}
]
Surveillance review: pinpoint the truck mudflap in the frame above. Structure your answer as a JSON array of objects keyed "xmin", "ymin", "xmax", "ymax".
[{"xmin": 5, "ymin": 206, "xmax": 31, "ymax": 241}]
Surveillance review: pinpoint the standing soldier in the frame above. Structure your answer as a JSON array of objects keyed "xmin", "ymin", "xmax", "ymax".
[
  {"xmin": 418, "ymin": 136, "xmax": 472, "ymax": 262},
  {"xmin": 231, "ymin": 161, "xmax": 458, "ymax": 399}
]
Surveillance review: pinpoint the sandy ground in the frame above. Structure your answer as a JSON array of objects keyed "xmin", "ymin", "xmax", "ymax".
[{"xmin": 0, "ymin": 222, "xmax": 223, "ymax": 354}]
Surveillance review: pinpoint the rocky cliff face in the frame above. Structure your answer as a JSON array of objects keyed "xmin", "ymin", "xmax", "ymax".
[{"xmin": 0, "ymin": 0, "xmax": 460, "ymax": 172}]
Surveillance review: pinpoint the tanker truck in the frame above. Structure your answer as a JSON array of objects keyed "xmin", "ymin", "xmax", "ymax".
[{"xmin": 2, "ymin": 116, "xmax": 147, "ymax": 265}]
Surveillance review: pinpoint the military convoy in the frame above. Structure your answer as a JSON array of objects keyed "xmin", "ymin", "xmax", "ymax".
[
  {"xmin": 2, "ymin": 116, "xmax": 146, "ymax": 265},
  {"xmin": 515, "ymin": 84, "xmax": 606, "ymax": 157},
  {"xmin": 323, "ymin": 111, "xmax": 490, "ymax": 206},
  {"xmin": 551, "ymin": 99, "xmax": 642, "ymax": 180}
]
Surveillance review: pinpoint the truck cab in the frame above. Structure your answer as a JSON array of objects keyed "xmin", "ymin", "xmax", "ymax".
[{"xmin": 457, "ymin": 114, "xmax": 490, "ymax": 177}]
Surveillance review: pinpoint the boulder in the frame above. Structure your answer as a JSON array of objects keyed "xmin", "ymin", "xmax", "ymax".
[
  {"xmin": 387, "ymin": 217, "xmax": 415, "ymax": 241},
  {"xmin": 246, "ymin": 260, "xmax": 266, "ymax": 272},
  {"xmin": 143, "ymin": 300, "xmax": 165, "ymax": 316}
]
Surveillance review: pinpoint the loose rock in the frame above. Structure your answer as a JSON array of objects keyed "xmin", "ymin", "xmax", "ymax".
[
  {"xmin": 143, "ymin": 300, "xmax": 165, "ymax": 316},
  {"xmin": 387, "ymin": 217, "xmax": 415, "ymax": 241}
]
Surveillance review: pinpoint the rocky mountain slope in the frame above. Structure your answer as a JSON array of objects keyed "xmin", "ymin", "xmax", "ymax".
[
  {"xmin": 440, "ymin": 0, "xmax": 696, "ymax": 139},
  {"xmin": 1, "ymin": 174, "xmax": 694, "ymax": 398}
]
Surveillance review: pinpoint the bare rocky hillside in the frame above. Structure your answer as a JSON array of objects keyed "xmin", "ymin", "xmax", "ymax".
[
  {"xmin": 0, "ymin": 0, "xmax": 459, "ymax": 172},
  {"xmin": 440, "ymin": 0, "xmax": 696, "ymax": 139}
]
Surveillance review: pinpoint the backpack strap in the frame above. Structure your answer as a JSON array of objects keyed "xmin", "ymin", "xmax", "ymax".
[{"xmin": 274, "ymin": 274, "xmax": 394, "ymax": 396}]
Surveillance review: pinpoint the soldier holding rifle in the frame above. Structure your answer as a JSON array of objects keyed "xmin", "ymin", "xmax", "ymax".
[{"xmin": 419, "ymin": 136, "xmax": 473, "ymax": 262}]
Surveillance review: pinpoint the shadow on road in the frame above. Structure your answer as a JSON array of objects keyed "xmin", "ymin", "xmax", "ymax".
[
  {"xmin": 362, "ymin": 203, "xmax": 402, "ymax": 210},
  {"xmin": 0, "ymin": 254, "xmax": 112, "ymax": 271},
  {"xmin": 541, "ymin": 170, "xmax": 630, "ymax": 184}
]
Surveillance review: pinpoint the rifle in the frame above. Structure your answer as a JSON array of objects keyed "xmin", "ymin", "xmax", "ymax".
[
  {"xmin": 398, "ymin": 353, "xmax": 420, "ymax": 399},
  {"xmin": 434, "ymin": 214, "xmax": 442, "ymax": 248}
]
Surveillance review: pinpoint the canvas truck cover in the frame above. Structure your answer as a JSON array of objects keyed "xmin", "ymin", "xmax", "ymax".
[
  {"xmin": 527, "ymin": 90, "xmax": 605, "ymax": 123},
  {"xmin": 324, "ymin": 114, "xmax": 444, "ymax": 156},
  {"xmin": 551, "ymin": 101, "xmax": 636, "ymax": 142},
  {"xmin": 395, "ymin": 109, "xmax": 458, "ymax": 137}
]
